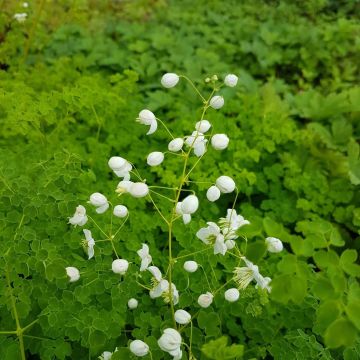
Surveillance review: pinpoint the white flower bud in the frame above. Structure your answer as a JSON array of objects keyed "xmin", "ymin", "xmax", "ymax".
[
  {"xmin": 14, "ymin": 13, "xmax": 27, "ymax": 22},
  {"xmin": 198, "ymin": 292, "xmax": 213, "ymax": 308},
  {"xmin": 210, "ymin": 95, "xmax": 224, "ymax": 109},
  {"xmin": 108, "ymin": 156, "xmax": 127, "ymax": 171},
  {"xmin": 168, "ymin": 138, "xmax": 184, "ymax": 152},
  {"xmin": 113, "ymin": 205, "xmax": 128, "ymax": 218},
  {"xmin": 89, "ymin": 193, "xmax": 107, "ymax": 207},
  {"xmin": 181, "ymin": 195, "xmax": 199, "ymax": 214},
  {"xmin": 116, "ymin": 180, "xmax": 133, "ymax": 195},
  {"xmin": 265, "ymin": 237, "xmax": 283, "ymax": 253},
  {"xmin": 23, "ymin": 2, "xmax": 29, "ymax": 8},
  {"xmin": 211, "ymin": 134, "xmax": 229, "ymax": 150},
  {"xmin": 216, "ymin": 176, "xmax": 236, "ymax": 193},
  {"xmin": 183, "ymin": 260, "xmax": 198, "ymax": 273},
  {"xmin": 225, "ymin": 240, "xmax": 235, "ymax": 250},
  {"xmin": 138, "ymin": 109, "xmax": 156, "ymax": 125},
  {"xmin": 158, "ymin": 328, "xmax": 182, "ymax": 352},
  {"xmin": 112, "ymin": 259, "xmax": 129, "ymax": 275},
  {"xmin": 147, "ymin": 151, "xmax": 164, "ymax": 166},
  {"xmin": 161, "ymin": 73, "xmax": 179, "ymax": 88},
  {"xmin": 101, "ymin": 351, "xmax": 113, "ymax": 360},
  {"xmin": 128, "ymin": 298, "xmax": 138, "ymax": 309},
  {"xmin": 130, "ymin": 340, "xmax": 149, "ymax": 357},
  {"xmin": 206, "ymin": 185, "xmax": 221, "ymax": 202},
  {"xmin": 174, "ymin": 309, "xmax": 191, "ymax": 325},
  {"xmin": 224, "ymin": 288, "xmax": 240, "ymax": 302},
  {"xmin": 224, "ymin": 74, "xmax": 238, "ymax": 87},
  {"xmin": 182, "ymin": 214, "xmax": 191, "ymax": 224},
  {"xmin": 66, "ymin": 267, "xmax": 80, "ymax": 282},
  {"xmin": 129, "ymin": 183, "xmax": 149, "ymax": 198},
  {"xmin": 195, "ymin": 120, "xmax": 211, "ymax": 133}
]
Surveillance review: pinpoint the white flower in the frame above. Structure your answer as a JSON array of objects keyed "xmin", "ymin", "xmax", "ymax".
[
  {"xmin": 113, "ymin": 205, "xmax": 128, "ymax": 218},
  {"xmin": 128, "ymin": 298, "xmax": 138, "ymax": 309},
  {"xmin": 66, "ymin": 267, "xmax": 80, "ymax": 282},
  {"xmin": 265, "ymin": 237, "xmax": 283, "ymax": 253},
  {"xmin": 161, "ymin": 73, "xmax": 180, "ymax": 88},
  {"xmin": 137, "ymin": 243, "xmax": 152, "ymax": 271},
  {"xmin": 206, "ymin": 185, "xmax": 221, "ymax": 202},
  {"xmin": 219, "ymin": 209, "xmax": 250, "ymax": 240},
  {"xmin": 224, "ymin": 288, "xmax": 240, "ymax": 302},
  {"xmin": 183, "ymin": 260, "xmax": 198, "ymax": 273},
  {"xmin": 181, "ymin": 195, "xmax": 199, "ymax": 214},
  {"xmin": 137, "ymin": 109, "xmax": 157, "ymax": 135},
  {"xmin": 68, "ymin": 205, "xmax": 88, "ymax": 226},
  {"xmin": 185, "ymin": 131, "xmax": 208, "ymax": 157},
  {"xmin": 216, "ymin": 176, "xmax": 235, "ymax": 193},
  {"xmin": 225, "ymin": 240, "xmax": 235, "ymax": 250},
  {"xmin": 174, "ymin": 309, "xmax": 191, "ymax": 325},
  {"xmin": 112, "ymin": 259, "xmax": 129, "ymax": 275},
  {"xmin": 108, "ymin": 156, "xmax": 132, "ymax": 180},
  {"xmin": 176, "ymin": 202, "xmax": 192, "ymax": 224},
  {"xmin": 233, "ymin": 257, "xmax": 271, "ymax": 292},
  {"xmin": 158, "ymin": 328, "xmax": 182, "ymax": 354},
  {"xmin": 198, "ymin": 292, "xmax": 213, "ymax": 308},
  {"xmin": 83, "ymin": 229, "xmax": 95, "ymax": 259},
  {"xmin": 195, "ymin": 120, "xmax": 211, "ymax": 133},
  {"xmin": 196, "ymin": 222, "xmax": 227, "ymax": 255},
  {"xmin": 89, "ymin": 193, "xmax": 109, "ymax": 214},
  {"xmin": 224, "ymin": 74, "xmax": 238, "ymax": 87},
  {"xmin": 99, "ymin": 348, "xmax": 118, "ymax": 360},
  {"xmin": 168, "ymin": 138, "xmax": 184, "ymax": 152},
  {"xmin": 211, "ymin": 134, "xmax": 229, "ymax": 150},
  {"xmin": 22, "ymin": 2, "xmax": 29, "ymax": 7},
  {"xmin": 147, "ymin": 151, "xmax": 164, "ymax": 166},
  {"xmin": 130, "ymin": 340, "xmax": 149, "ymax": 357},
  {"xmin": 148, "ymin": 266, "xmax": 179, "ymax": 304},
  {"xmin": 116, "ymin": 180, "xmax": 133, "ymax": 195},
  {"xmin": 210, "ymin": 95, "xmax": 224, "ymax": 109},
  {"xmin": 129, "ymin": 182, "xmax": 149, "ymax": 198},
  {"xmin": 14, "ymin": 13, "xmax": 27, "ymax": 22}
]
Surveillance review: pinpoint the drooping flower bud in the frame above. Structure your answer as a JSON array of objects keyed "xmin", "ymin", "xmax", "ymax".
[
  {"xmin": 181, "ymin": 195, "xmax": 199, "ymax": 214},
  {"xmin": 89, "ymin": 193, "xmax": 109, "ymax": 214},
  {"xmin": 183, "ymin": 260, "xmax": 198, "ymax": 273},
  {"xmin": 265, "ymin": 237, "xmax": 283, "ymax": 253},
  {"xmin": 206, "ymin": 185, "xmax": 221, "ymax": 202},
  {"xmin": 224, "ymin": 288, "xmax": 240, "ymax": 302},
  {"xmin": 129, "ymin": 183, "xmax": 149, "ymax": 198},
  {"xmin": 128, "ymin": 298, "xmax": 138, "ymax": 309},
  {"xmin": 224, "ymin": 74, "xmax": 238, "ymax": 87},
  {"xmin": 147, "ymin": 151, "xmax": 164, "ymax": 166},
  {"xmin": 216, "ymin": 176, "xmax": 236, "ymax": 193},
  {"xmin": 66, "ymin": 267, "xmax": 80, "ymax": 282},
  {"xmin": 198, "ymin": 292, "xmax": 213, "ymax": 308},
  {"xmin": 211, "ymin": 134, "xmax": 229, "ymax": 150},
  {"xmin": 168, "ymin": 138, "xmax": 184, "ymax": 152},
  {"xmin": 130, "ymin": 340, "xmax": 149, "ymax": 357},
  {"xmin": 108, "ymin": 156, "xmax": 127, "ymax": 171},
  {"xmin": 210, "ymin": 95, "xmax": 224, "ymax": 109},
  {"xmin": 137, "ymin": 109, "xmax": 157, "ymax": 135},
  {"xmin": 195, "ymin": 120, "xmax": 211, "ymax": 133},
  {"xmin": 112, "ymin": 259, "xmax": 129, "ymax": 275},
  {"xmin": 116, "ymin": 180, "xmax": 133, "ymax": 195},
  {"xmin": 158, "ymin": 328, "xmax": 182, "ymax": 352},
  {"xmin": 174, "ymin": 309, "xmax": 191, "ymax": 325},
  {"xmin": 113, "ymin": 205, "xmax": 128, "ymax": 218},
  {"xmin": 161, "ymin": 73, "xmax": 179, "ymax": 88}
]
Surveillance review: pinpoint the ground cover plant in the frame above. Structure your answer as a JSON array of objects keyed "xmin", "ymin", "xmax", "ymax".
[{"xmin": 0, "ymin": 0, "xmax": 359, "ymax": 359}]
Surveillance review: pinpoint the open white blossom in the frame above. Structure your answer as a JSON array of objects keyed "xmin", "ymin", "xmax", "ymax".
[
  {"xmin": 89, "ymin": 193, "xmax": 109, "ymax": 214},
  {"xmin": 196, "ymin": 222, "xmax": 227, "ymax": 255},
  {"xmin": 99, "ymin": 348, "xmax": 118, "ymax": 360},
  {"xmin": 148, "ymin": 266, "xmax": 179, "ymax": 304},
  {"xmin": 265, "ymin": 237, "xmax": 283, "ymax": 253},
  {"xmin": 233, "ymin": 257, "xmax": 271, "ymax": 292},
  {"xmin": 176, "ymin": 202, "xmax": 192, "ymax": 224},
  {"xmin": 183, "ymin": 260, "xmax": 198, "ymax": 273},
  {"xmin": 116, "ymin": 180, "xmax": 133, "ymax": 195},
  {"xmin": 158, "ymin": 328, "xmax": 182, "ymax": 358},
  {"xmin": 66, "ymin": 267, "xmax": 80, "ymax": 283},
  {"xmin": 137, "ymin": 243, "xmax": 152, "ymax": 271},
  {"xmin": 130, "ymin": 340, "xmax": 149, "ymax": 357},
  {"xmin": 69, "ymin": 205, "xmax": 88, "ymax": 226},
  {"xmin": 195, "ymin": 120, "xmax": 211, "ymax": 133},
  {"xmin": 112, "ymin": 259, "xmax": 129, "ymax": 275},
  {"xmin": 198, "ymin": 292, "xmax": 213, "ymax": 308},
  {"xmin": 206, "ymin": 185, "xmax": 221, "ymax": 202},
  {"xmin": 83, "ymin": 229, "xmax": 95, "ymax": 259},
  {"xmin": 181, "ymin": 194, "xmax": 199, "ymax": 214},
  {"xmin": 129, "ymin": 182, "xmax": 149, "ymax": 198},
  {"xmin": 168, "ymin": 138, "xmax": 184, "ymax": 152},
  {"xmin": 113, "ymin": 205, "xmax": 128, "ymax": 218},
  {"xmin": 216, "ymin": 175, "xmax": 236, "ymax": 193},
  {"xmin": 128, "ymin": 298, "xmax": 138, "ymax": 309},
  {"xmin": 137, "ymin": 109, "xmax": 157, "ymax": 135},
  {"xmin": 224, "ymin": 74, "xmax": 238, "ymax": 87},
  {"xmin": 185, "ymin": 131, "xmax": 207, "ymax": 157},
  {"xmin": 108, "ymin": 156, "xmax": 132, "ymax": 180},
  {"xmin": 224, "ymin": 288, "xmax": 240, "ymax": 302},
  {"xmin": 147, "ymin": 151, "xmax": 164, "ymax": 166},
  {"xmin": 219, "ymin": 209, "xmax": 250, "ymax": 240},
  {"xmin": 14, "ymin": 13, "xmax": 27, "ymax": 22},
  {"xmin": 174, "ymin": 309, "xmax": 191, "ymax": 325},
  {"xmin": 210, "ymin": 95, "xmax": 224, "ymax": 109},
  {"xmin": 211, "ymin": 134, "xmax": 229, "ymax": 150},
  {"xmin": 161, "ymin": 73, "xmax": 179, "ymax": 88}
]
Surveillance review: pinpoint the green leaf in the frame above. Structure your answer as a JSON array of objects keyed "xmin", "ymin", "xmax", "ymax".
[
  {"xmin": 324, "ymin": 318, "xmax": 357, "ymax": 348},
  {"xmin": 201, "ymin": 336, "xmax": 244, "ymax": 359},
  {"xmin": 346, "ymin": 301, "xmax": 360, "ymax": 331}
]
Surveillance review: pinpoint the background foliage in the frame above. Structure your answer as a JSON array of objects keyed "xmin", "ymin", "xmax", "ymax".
[{"xmin": 0, "ymin": 0, "xmax": 359, "ymax": 359}]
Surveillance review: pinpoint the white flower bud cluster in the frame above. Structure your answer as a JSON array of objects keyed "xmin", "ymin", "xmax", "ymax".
[{"xmin": 206, "ymin": 175, "xmax": 236, "ymax": 202}]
